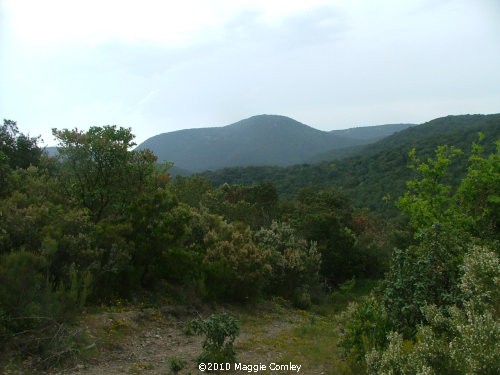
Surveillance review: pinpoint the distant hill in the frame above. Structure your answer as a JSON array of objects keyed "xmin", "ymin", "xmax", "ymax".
[
  {"xmin": 330, "ymin": 123, "xmax": 415, "ymax": 141},
  {"xmin": 43, "ymin": 146, "xmax": 58, "ymax": 157},
  {"xmin": 200, "ymin": 113, "xmax": 500, "ymax": 218},
  {"xmin": 136, "ymin": 115, "xmax": 373, "ymax": 172},
  {"xmin": 309, "ymin": 115, "xmax": 499, "ymax": 163},
  {"xmin": 309, "ymin": 123, "xmax": 415, "ymax": 162}
]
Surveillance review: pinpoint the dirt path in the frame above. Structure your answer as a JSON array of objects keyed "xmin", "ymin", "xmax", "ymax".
[{"xmin": 64, "ymin": 303, "xmax": 310, "ymax": 375}]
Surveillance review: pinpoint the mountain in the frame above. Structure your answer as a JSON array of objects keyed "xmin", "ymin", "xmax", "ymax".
[
  {"xmin": 308, "ymin": 123, "xmax": 416, "ymax": 162},
  {"xmin": 330, "ymin": 123, "xmax": 415, "ymax": 141},
  {"xmin": 43, "ymin": 146, "xmax": 58, "ymax": 157},
  {"xmin": 136, "ymin": 115, "xmax": 371, "ymax": 172},
  {"xmin": 200, "ymin": 113, "xmax": 500, "ymax": 218},
  {"xmin": 308, "ymin": 115, "xmax": 499, "ymax": 163}
]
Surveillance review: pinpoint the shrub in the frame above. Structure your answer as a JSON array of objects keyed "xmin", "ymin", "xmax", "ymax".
[
  {"xmin": 254, "ymin": 221, "xmax": 321, "ymax": 299},
  {"xmin": 0, "ymin": 251, "xmax": 86, "ymax": 370},
  {"xmin": 204, "ymin": 225, "xmax": 271, "ymax": 302},
  {"xmin": 381, "ymin": 224, "xmax": 464, "ymax": 337},
  {"xmin": 190, "ymin": 313, "xmax": 240, "ymax": 364},
  {"xmin": 339, "ymin": 295, "xmax": 392, "ymax": 362},
  {"xmin": 366, "ymin": 245, "xmax": 500, "ymax": 375},
  {"xmin": 167, "ymin": 356, "xmax": 186, "ymax": 374}
]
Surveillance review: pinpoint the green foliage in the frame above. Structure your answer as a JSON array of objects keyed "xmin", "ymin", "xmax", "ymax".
[
  {"xmin": 397, "ymin": 145, "xmax": 464, "ymax": 236},
  {"xmin": 169, "ymin": 175, "xmax": 212, "ymax": 207},
  {"xmin": 382, "ymin": 224, "xmax": 464, "ymax": 336},
  {"xmin": 204, "ymin": 223, "xmax": 272, "ymax": 301},
  {"xmin": 457, "ymin": 139, "xmax": 500, "ymax": 240},
  {"xmin": 201, "ymin": 114, "xmax": 500, "ymax": 219},
  {"xmin": 201, "ymin": 182, "xmax": 279, "ymax": 229},
  {"xmin": 0, "ymin": 252, "xmax": 53, "ymax": 330},
  {"xmin": 52, "ymin": 125, "xmax": 157, "ymax": 222},
  {"xmin": 126, "ymin": 189, "xmax": 189, "ymax": 290},
  {"xmin": 340, "ymin": 138, "xmax": 499, "ymax": 373},
  {"xmin": 0, "ymin": 149, "xmax": 11, "ymax": 196},
  {"xmin": 0, "ymin": 119, "xmax": 41, "ymax": 170},
  {"xmin": 254, "ymin": 221, "xmax": 320, "ymax": 300},
  {"xmin": 167, "ymin": 356, "xmax": 186, "ymax": 374},
  {"xmin": 0, "ymin": 119, "xmax": 42, "ymax": 196},
  {"xmin": 67, "ymin": 264, "xmax": 93, "ymax": 309},
  {"xmin": 285, "ymin": 188, "xmax": 384, "ymax": 285},
  {"xmin": 0, "ymin": 251, "xmax": 88, "ymax": 369},
  {"xmin": 366, "ymin": 245, "xmax": 500, "ymax": 375},
  {"xmin": 191, "ymin": 313, "xmax": 240, "ymax": 364},
  {"xmin": 339, "ymin": 295, "xmax": 392, "ymax": 362},
  {"xmin": 380, "ymin": 139, "xmax": 498, "ymax": 337}
]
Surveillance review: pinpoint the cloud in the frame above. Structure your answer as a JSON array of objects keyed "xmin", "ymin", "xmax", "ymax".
[
  {"xmin": 3, "ymin": 0, "xmax": 334, "ymax": 48},
  {"xmin": 1, "ymin": 0, "xmax": 499, "ymax": 146}
]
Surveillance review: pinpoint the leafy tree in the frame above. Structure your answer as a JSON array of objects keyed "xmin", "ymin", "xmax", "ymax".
[
  {"xmin": 383, "ymin": 140, "xmax": 498, "ymax": 336},
  {"xmin": 340, "ymin": 295, "xmax": 392, "ymax": 362},
  {"xmin": 52, "ymin": 125, "xmax": 156, "ymax": 222},
  {"xmin": 0, "ymin": 119, "xmax": 41, "ymax": 169},
  {"xmin": 397, "ymin": 145, "xmax": 465, "ymax": 237},
  {"xmin": 342, "ymin": 139, "xmax": 499, "ymax": 370},
  {"xmin": 381, "ymin": 224, "xmax": 465, "ymax": 337},
  {"xmin": 0, "ymin": 119, "xmax": 42, "ymax": 195},
  {"xmin": 456, "ymin": 139, "xmax": 500, "ymax": 240},
  {"xmin": 201, "ymin": 182, "xmax": 279, "ymax": 229},
  {"xmin": 169, "ymin": 175, "xmax": 213, "ymax": 207},
  {"xmin": 127, "ymin": 191, "xmax": 191, "ymax": 289},
  {"xmin": 284, "ymin": 188, "xmax": 360, "ymax": 285}
]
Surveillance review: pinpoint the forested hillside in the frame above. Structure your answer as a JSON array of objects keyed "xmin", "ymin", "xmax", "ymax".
[
  {"xmin": 1, "ymin": 117, "xmax": 498, "ymax": 374},
  {"xmin": 330, "ymin": 123, "xmax": 414, "ymax": 141},
  {"xmin": 201, "ymin": 114, "xmax": 500, "ymax": 217},
  {"xmin": 135, "ymin": 115, "xmax": 387, "ymax": 172}
]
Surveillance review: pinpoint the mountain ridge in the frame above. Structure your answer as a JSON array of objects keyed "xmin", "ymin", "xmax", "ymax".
[
  {"xmin": 199, "ymin": 113, "xmax": 500, "ymax": 217},
  {"xmin": 136, "ymin": 114, "xmax": 410, "ymax": 172}
]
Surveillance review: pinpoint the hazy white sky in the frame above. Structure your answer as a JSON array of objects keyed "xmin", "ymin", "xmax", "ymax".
[{"xmin": 1, "ymin": 0, "xmax": 499, "ymax": 145}]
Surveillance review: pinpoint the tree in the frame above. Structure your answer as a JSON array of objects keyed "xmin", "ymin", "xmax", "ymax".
[
  {"xmin": 53, "ymin": 126, "xmax": 157, "ymax": 222},
  {"xmin": 0, "ymin": 119, "xmax": 42, "ymax": 195},
  {"xmin": 456, "ymin": 139, "xmax": 500, "ymax": 240},
  {"xmin": 285, "ymin": 188, "xmax": 359, "ymax": 285},
  {"xmin": 0, "ymin": 119, "xmax": 41, "ymax": 169},
  {"xmin": 397, "ymin": 145, "xmax": 465, "ymax": 237},
  {"xmin": 344, "ymin": 139, "xmax": 500, "ymax": 372}
]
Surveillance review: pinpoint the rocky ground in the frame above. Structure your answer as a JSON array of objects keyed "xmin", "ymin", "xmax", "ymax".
[
  {"xmin": 62, "ymin": 302, "xmax": 321, "ymax": 375},
  {"xmin": 3, "ymin": 287, "xmax": 371, "ymax": 375}
]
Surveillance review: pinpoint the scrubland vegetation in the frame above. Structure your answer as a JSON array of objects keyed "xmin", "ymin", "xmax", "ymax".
[{"xmin": 0, "ymin": 118, "xmax": 498, "ymax": 373}]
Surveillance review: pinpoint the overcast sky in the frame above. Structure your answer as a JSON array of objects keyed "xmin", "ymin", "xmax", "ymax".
[{"xmin": 1, "ymin": 0, "xmax": 499, "ymax": 146}]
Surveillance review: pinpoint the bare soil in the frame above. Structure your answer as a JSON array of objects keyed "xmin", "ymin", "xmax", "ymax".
[{"xmin": 61, "ymin": 302, "xmax": 310, "ymax": 375}]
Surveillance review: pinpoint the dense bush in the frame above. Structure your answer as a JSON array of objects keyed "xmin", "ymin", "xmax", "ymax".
[
  {"xmin": 284, "ymin": 188, "xmax": 388, "ymax": 285},
  {"xmin": 254, "ymin": 221, "xmax": 320, "ymax": 301},
  {"xmin": 381, "ymin": 224, "xmax": 465, "ymax": 337},
  {"xmin": 339, "ymin": 295, "xmax": 392, "ymax": 362},
  {"xmin": 0, "ymin": 123, "xmax": 393, "ymax": 318},
  {"xmin": 204, "ymin": 223, "xmax": 272, "ymax": 301},
  {"xmin": 342, "ymin": 139, "xmax": 500, "ymax": 373},
  {"xmin": 367, "ymin": 246, "xmax": 499, "ymax": 375},
  {"xmin": 200, "ymin": 182, "xmax": 279, "ymax": 229},
  {"xmin": 190, "ymin": 313, "xmax": 240, "ymax": 364}
]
